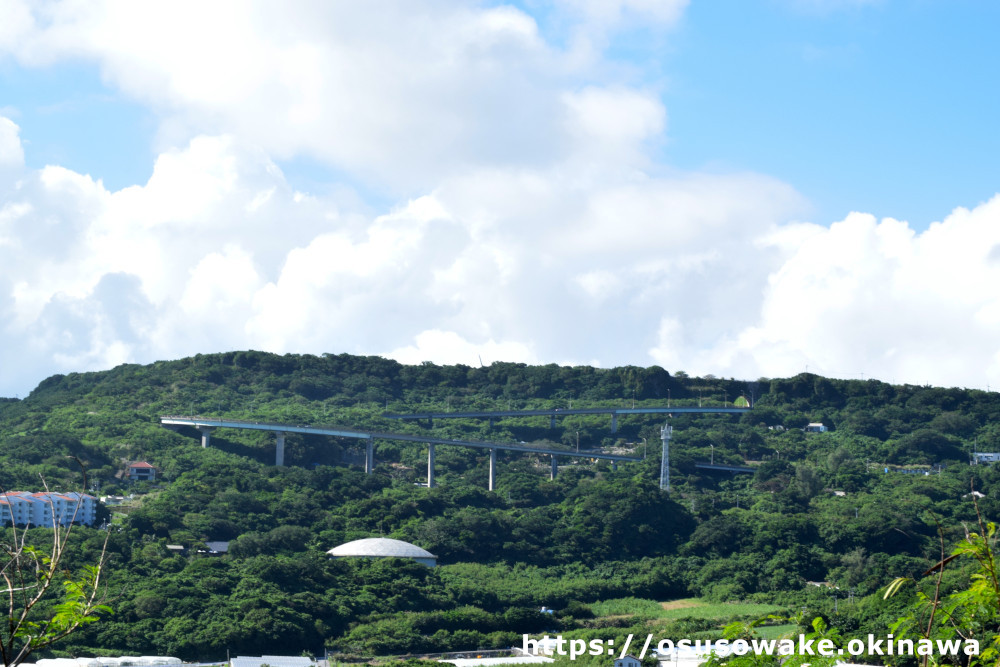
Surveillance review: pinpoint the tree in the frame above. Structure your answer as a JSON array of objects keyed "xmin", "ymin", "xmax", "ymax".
[
  {"xmin": 884, "ymin": 499, "xmax": 998, "ymax": 667},
  {"xmin": 0, "ymin": 473, "xmax": 112, "ymax": 667}
]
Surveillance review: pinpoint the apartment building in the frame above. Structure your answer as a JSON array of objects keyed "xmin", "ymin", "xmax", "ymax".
[{"xmin": 0, "ymin": 492, "xmax": 98, "ymax": 527}]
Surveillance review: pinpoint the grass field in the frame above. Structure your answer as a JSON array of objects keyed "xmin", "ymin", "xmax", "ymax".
[
  {"xmin": 588, "ymin": 597, "xmax": 788, "ymax": 622},
  {"xmin": 659, "ymin": 599, "xmax": 787, "ymax": 620},
  {"xmin": 754, "ymin": 623, "xmax": 799, "ymax": 639}
]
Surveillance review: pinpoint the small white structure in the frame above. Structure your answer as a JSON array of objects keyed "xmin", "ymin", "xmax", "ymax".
[
  {"xmin": 327, "ymin": 537, "xmax": 438, "ymax": 567},
  {"xmin": 655, "ymin": 644, "xmax": 724, "ymax": 667},
  {"xmin": 231, "ymin": 657, "xmax": 313, "ymax": 667},
  {"xmin": 974, "ymin": 452, "xmax": 1000, "ymax": 464},
  {"xmin": 804, "ymin": 423, "xmax": 827, "ymax": 433},
  {"xmin": 615, "ymin": 656, "xmax": 641, "ymax": 667},
  {"xmin": 441, "ymin": 658, "xmax": 554, "ymax": 667},
  {"xmin": 36, "ymin": 658, "xmax": 180, "ymax": 667}
]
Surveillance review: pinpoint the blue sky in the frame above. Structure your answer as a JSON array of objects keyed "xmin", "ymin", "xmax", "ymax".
[
  {"xmin": 664, "ymin": 0, "xmax": 1000, "ymax": 228},
  {"xmin": 1, "ymin": 0, "xmax": 999, "ymax": 397},
  {"xmin": 1, "ymin": 62, "xmax": 155, "ymax": 190}
]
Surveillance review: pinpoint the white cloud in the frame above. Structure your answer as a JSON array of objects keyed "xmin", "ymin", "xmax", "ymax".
[
  {"xmin": 555, "ymin": 0, "xmax": 688, "ymax": 25},
  {"xmin": 1, "ymin": 1, "xmax": 999, "ymax": 398},
  {"xmin": 563, "ymin": 86, "xmax": 666, "ymax": 165},
  {"xmin": 649, "ymin": 317, "xmax": 684, "ymax": 371},
  {"xmin": 2, "ymin": 104, "xmax": 1000, "ymax": 395},
  {"xmin": 1, "ymin": 0, "xmax": 587, "ymax": 192},
  {"xmin": 0, "ymin": 117, "xmax": 25, "ymax": 170},
  {"xmin": 0, "ymin": 124, "xmax": 334, "ymax": 388},
  {"xmin": 0, "ymin": 108, "xmax": 812, "ymax": 395},
  {"xmin": 387, "ymin": 330, "xmax": 536, "ymax": 367},
  {"xmin": 698, "ymin": 197, "xmax": 1000, "ymax": 388},
  {"xmin": 552, "ymin": 0, "xmax": 688, "ymax": 55}
]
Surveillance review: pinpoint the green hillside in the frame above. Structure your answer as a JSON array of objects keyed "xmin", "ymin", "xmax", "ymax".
[{"xmin": 1, "ymin": 352, "xmax": 998, "ymax": 660}]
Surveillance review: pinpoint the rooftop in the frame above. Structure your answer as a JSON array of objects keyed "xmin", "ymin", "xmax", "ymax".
[{"xmin": 327, "ymin": 537, "xmax": 436, "ymax": 560}]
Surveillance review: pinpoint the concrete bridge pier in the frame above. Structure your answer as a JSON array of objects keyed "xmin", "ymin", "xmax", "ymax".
[
  {"xmin": 550, "ymin": 415, "xmax": 556, "ymax": 429},
  {"xmin": 488, "ymin": 448, "xmax": 497, "ymax": 491},
  {"xmin": 611, "ymin": 413, "xmax": 618, "ymax": 433},
  {"xmin": 427, "ymin": 443, "xmax": 435, "ymax": 488},
  {"xmin": 550, "ymin": 456, "xmax": 558, "ymax": 480},
  {"xmin": 198, "ymin": 426, "xmax": 214, "ymax": 448},
  {"xmin": 365, "ymin": 438, "xmax": 374, "ymax": 474},
  {"xmin": 612, "ymin": 461, "xmax": 617, "ymax": 471},
  {"xmin": 275, "ymin": 432, "xmax": 285, "ymax": 466}
]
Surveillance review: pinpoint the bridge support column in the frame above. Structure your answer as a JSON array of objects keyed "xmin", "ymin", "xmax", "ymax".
[
  {"xmin": 550, "ymin": 415, "xmax": 556, "ymax": 429},
  {"xmin": 365, "ymin": 439, "xmax": 374, "ymax": 474},
  {"xmin": 275, "ymin": 432, "xmax": 286, "ymax": 466},
  {"xmin": 612, "ymin": 461, "xmax": 617, "ymax": 471},
  {"xmin": 611, "ymin": 413, "xmax": 618, "ymax": 433},
  {"xmin": 551, "ymin": 456, "xmax": 558, "ymax": 480},
  {"xmin": 489, "ymin": 418, "xmax": 495, "ymax": 429},
  {"xmin": 488, "ymin": 448, "xmax": 497, "ymax": 491},
  {"xmin": 427, "ymin": 444, "xmax": 435, "ymax": 488},
  {"xmin": 198, "ymin": 427, "xmax": 214, "ymax": 448}
]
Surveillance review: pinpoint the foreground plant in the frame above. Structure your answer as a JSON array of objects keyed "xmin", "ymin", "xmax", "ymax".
[
  {"xmin": 0, "ymin": 468, "xmax": 112, "ymax": 667},
  {"xmin": 885, "ymin": 489, "xmax": 999, "ymax": 667}
]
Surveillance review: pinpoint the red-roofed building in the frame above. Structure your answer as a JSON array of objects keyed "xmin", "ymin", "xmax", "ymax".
[{"xmin": 127, "ymin": 461, "xmax": 157, "ymax": 482}]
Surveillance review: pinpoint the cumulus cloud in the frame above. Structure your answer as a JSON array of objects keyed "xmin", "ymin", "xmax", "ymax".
[
  {"xmin": 0, "ymin": 0, "xmax": 997, "ymax": 397},
  {"xmin": 2, "ymin": 98, "xmax": 999, "ymax": 396},
  {"xmin": 0, "ymin": 106, "xmax": 808, "ymax": 396},
  {"xmin": 0, "ymin": 117, "xmax": 24, "ymax": 170},
  {"xmin": 1, "ymin": 0, "xmax": 588, "ymax": 192},
  {"xmin": 563, "ymin": 86, "xmax": 666, "ymax": 165},
  {"xmin": 0, "ymin": 122, "xmax": 333, "ymax": 387},
  {"xmin": 679, "ymin": 198, "xmax": 1000, "ymax": 388},
  {"xmin": 387, "ymin": 330, "xmax": 537, "ymax": 367}
]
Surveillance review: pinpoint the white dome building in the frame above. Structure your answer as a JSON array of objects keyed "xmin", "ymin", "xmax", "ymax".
[{"xmin": 327, "ymin": 537, "xmax": 437, "ymax": 567}]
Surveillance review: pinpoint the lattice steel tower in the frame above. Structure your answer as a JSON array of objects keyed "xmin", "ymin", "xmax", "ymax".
[{"xmin": 660, "ymin": 421, "xmax": 672, "ymax": 491}]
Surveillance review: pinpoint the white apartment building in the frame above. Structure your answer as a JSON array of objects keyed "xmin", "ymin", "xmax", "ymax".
[{"xmin": 0, "ymin": 492, "xmax": 98, "ymax": 527}]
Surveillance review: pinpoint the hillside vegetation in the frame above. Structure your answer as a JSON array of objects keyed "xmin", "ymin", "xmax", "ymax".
[{"xmin": 1, "ymin": 351, "xmax": 999, "ymax": 660}]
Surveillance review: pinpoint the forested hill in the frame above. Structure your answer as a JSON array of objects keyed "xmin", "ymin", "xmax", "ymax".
[{"xmin": 1, "ymin": 351, "xmax": 999, "ymax": 660}]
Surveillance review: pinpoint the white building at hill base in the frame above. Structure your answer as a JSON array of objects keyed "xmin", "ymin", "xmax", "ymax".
[{"xmin": 0, "ymin": 492, "xmax": 98, "ymax": 527}]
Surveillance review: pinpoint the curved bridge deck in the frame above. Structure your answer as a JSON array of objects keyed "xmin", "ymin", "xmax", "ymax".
[{"xmin": 160, "ymin": 416, "xmax": 641, "ymax": 490}]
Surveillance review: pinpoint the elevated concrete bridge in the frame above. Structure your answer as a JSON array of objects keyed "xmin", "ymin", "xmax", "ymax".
[
  {"xmin": 384, "ymin": 406, "xmax": 750, "ymax": 433},
  {"xmin": 694, "ymin": 462, "xmax": 756, "ymax": 474},
  {"xmin": 160, "ymin": 416, "xmax": 641, "ymax": 491}
]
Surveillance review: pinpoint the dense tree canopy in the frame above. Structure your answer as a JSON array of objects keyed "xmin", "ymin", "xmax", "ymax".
[{"xmin": 1, "ymin": 353, "xmax": 998, "ymax": 659}]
